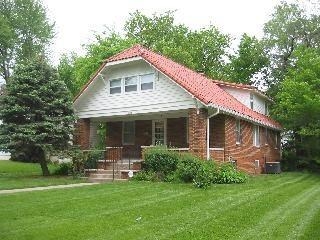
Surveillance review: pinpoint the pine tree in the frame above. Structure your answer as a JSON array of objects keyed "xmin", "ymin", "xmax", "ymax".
[{"xmin": 0, "ymin": 57, "xmax": 75, "ymax": 175}]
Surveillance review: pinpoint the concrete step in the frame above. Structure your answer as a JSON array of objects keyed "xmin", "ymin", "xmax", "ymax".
[
  {"xmin": 90, "ymin": 173, "xmax": 120, "ymax": 178},
  {"xmin": 88, "ymin": 178, "xmax": 128, "ymax": 183}
]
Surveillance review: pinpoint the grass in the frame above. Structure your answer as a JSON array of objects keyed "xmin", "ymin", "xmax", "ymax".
[
  {"xmin": 0, "ymin": 161, "xmax": 86, "ymax": 190},
  {"xmin": 0, "ymin": 172, "xmax": 319, "ymax": 239}
]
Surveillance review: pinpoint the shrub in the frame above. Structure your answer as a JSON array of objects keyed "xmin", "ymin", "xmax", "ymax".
[
  {"xmin": 132, "ymin": 170, "xmax": 157, "ymax": 181},
  {"xmin": 193, "ymin": 161, "xmax": 217, "ymax": 189},
  {"xmin": 177, "ymin": 154, "xmax": 202, "ymax": 183},
  {"xmin": 214, "ymin": 163, "xmax": 248, "ymax": 184},
  {"xmin": 53, "ymin": 162, "xmax": 72, "ymax": 176},
  {"xmin": 84, "ymin": 150, "xmax": 103, "ymax": 169},
  {"xmin": 143, "ymin": 147, "xmax": 179, "ymax": 175}
]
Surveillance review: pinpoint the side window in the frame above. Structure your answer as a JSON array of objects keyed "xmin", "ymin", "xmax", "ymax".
[
  {"xmin": 250, "ymin": 93, "xmax": 254, "ymax": 110},
  {"xmin": 124, "ymin": 76, "xmax": 138, "ymax": 92},
  {"xmin": 141, "ymin": 73, "xmax": 154, "ymax": 91},
  {"xmin": 265, "ymin": 128, "xmax": 268, "ymax": 145},
  {"xmin": 110, "ymin": 79, "xmax": 121, "ymax": 94},
  {"xmin": 253, "ymin": 125, "xmax": 260, "ymax": 147}
]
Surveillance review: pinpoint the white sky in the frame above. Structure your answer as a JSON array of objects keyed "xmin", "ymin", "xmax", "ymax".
[{"xmin": 43, "ymin": 0, "xmax": 296, "ymax": 65}]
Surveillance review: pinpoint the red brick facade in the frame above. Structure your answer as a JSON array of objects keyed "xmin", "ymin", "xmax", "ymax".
[
  {"xmin": 75, "ymin": 108, "xmax": 280, "ymax": 174},
  {"xmin": 188, "ymin": 108, "xmax": 208, "ymax": 159},
  {"xmin": 210, "ymin": 115, "xmax": 281, "ymax": 174},
  {"xmin": 74, "ymin": 118, "xmax": 90, "ymax": 149}
]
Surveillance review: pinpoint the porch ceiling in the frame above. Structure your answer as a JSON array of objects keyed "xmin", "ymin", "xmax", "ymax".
[{"xmin": 90, "ymin": 109, "xmax": 189, "ymax": 122}]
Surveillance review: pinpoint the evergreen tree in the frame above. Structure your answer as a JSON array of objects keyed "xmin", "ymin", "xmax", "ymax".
[{"xmin": 0, "ymin": 57, "xmax": 75, "ymax": 175}]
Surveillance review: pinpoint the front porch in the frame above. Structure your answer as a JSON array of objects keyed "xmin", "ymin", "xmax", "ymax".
[{"xmin": 75, "ymin": 108, "xmax": 226, "ymax": 163}]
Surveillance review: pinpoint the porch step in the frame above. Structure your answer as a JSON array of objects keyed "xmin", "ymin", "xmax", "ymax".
[
  {"xmin": 88, "ymin": 178, "xmax": 128, "ymax": 183},
  {"xmin": 90, "ymin": 173, "xmax": 120, "ymax": 178}
]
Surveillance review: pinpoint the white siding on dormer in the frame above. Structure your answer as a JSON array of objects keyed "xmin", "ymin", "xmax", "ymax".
[
  {"xmin": 253, "ymin": 94, "xmax": 266, "ymax": 115},
  {"xmin": 74, "ymin": 60, "xmax": 197, "ymax": 118},
  {"xmin": 221, "ymin": 86, "xmax": 267, "ymax": 115}
]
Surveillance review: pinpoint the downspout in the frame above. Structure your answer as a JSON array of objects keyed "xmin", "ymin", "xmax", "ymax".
[{"xmin": 207, "ymin": 108, "xmax": 220, "ymax": 160}]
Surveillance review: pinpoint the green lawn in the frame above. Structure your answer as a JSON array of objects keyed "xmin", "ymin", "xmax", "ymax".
[
  {"xmin": 0, "ymin": 172, "xmax": 319, "ymax": 240},
  {"xmin": 0, "ymin": 161, "xmax": 86, "ymax": 190}
]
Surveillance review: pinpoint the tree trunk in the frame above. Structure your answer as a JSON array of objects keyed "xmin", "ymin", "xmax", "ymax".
[{"xmin": 35, "ymin": 146, "xmax": 50, "ymax": 176}]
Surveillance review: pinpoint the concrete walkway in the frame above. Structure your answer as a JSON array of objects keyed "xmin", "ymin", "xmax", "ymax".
[{"xmin": 0, "ymin": 182, "xmax": 99, "ymax": 195}]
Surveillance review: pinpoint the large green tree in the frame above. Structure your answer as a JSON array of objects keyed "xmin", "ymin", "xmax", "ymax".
[
  {"xmin": 125, "ymin": 11, "xmax": 231, "ymax": 79},
  {"xmin": 0, "ymin": 57, "xmax": 75, "ymax": 175},
  {"xmin": 227, "ymin": 33, "xmax": 269, "ymax": 85},
  {"xmin": 273, "ymin": 47, "xmax": 320, "ymax": 165},
  {"xmin": 60, "ymin": 11, "xmax": 232, "ymax": 96},
  {"xmin": 58, "ymin": 33, "xmax": 135, "ymax": 97},
  {"xmin": 263, "ymin": 2, "xmax": 320, "ymax": 94},
  {"xmin": 0, "ymin": 0, "xmax": 54, "ymax": 82}
]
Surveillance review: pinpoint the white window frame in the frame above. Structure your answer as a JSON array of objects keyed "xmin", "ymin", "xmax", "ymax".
[
  {"xmin": 264, "ymin": 101, "xmax": 269, "ymax": 115},
  {"xmin": 235, "ymin": 119, "xmax": 241, "ymax": 144},
  {"xmin": 124, "ymin": 76, "xmax": 138, "ymax": 93},
  {"xmin": 253, "ymin": 125, "xmax": 260, "ymax": 147},
  {"xmin": 152, "ymin": 119, "xmax": 167, "ymax": 146},
  {"xmin": 109, "ymin": 73, "xmax": 155, "ymax": 95},
  {"xmin": 122, "ymin": 121, "xmax": 135, "ymax": 145},
  {"xmin": 265, "ymin": 128, "xmax": 269, "ymax": 145},
  {"xmin": 275, "ymin": 132, "xmax": 279, "ymax": 149},
  {"xmin": 250, "ymin": 93, "xmax": 254, "ymax": 110},
  {"xmin": 140, "ymin": 73, "xmax": 154, "ymax": 91},
  {"xmin": 109, "ymin": 78, "xmax": 122, "ymax": 95}
]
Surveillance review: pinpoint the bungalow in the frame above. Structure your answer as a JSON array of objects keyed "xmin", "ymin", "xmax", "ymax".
[{"xmin": 73, "ymin": 44, "xmax": 281, "ymax": 174}]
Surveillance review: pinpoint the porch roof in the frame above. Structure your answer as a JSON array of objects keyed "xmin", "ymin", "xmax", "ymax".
[{"xmin": 74, "ymin": 45, "xmax": 281, "ymax": 130}]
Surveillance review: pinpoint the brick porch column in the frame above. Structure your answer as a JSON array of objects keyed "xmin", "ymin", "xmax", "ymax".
[
  {"xmin": 188, "ymin": 108, "xmax": 208, "ymax": 159},
  {"xmin": 74, "ymin": 118, "xmax": 90, "ymax": 149}
]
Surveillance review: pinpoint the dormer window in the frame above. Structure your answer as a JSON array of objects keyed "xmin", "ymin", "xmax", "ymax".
[
  {"xmin": 125, "ymin": 76, "xmax": 138, "ymax": 92},
  {"xmin": 110, "ymin": 79, "xmax": 121, "ymax": 94},
  {"xmin": 141, "ymin": 73, "xmax": 154, "ymax": 90},
  {"xmin": 109, "ymin": 74, "xmax": 154, "ymax": 95},
  {"xmin": 250, "ymin": 93, "xmax": 254, "ymax": 110}
]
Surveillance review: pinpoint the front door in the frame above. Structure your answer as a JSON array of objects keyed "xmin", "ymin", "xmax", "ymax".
[{"xmin": 152, "ymin": 119, "xmax": 166, "ymax": 146}]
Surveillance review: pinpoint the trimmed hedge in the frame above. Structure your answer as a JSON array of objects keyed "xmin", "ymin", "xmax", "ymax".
[
  {"xmin": 144, "ymin": 147, "xmax": 179, "ymax": 176},
  {"xmin": 138, "ymin": 147, "xmax": 248, "ymax": 188}
]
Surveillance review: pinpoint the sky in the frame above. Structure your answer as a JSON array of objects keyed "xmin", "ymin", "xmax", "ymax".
[{"xmin": 42, "ymin": 0, "xmax": 296, "ymax": 65}]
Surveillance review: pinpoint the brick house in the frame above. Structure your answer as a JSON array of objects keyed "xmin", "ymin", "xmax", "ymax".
[{"xmin": 73, "ymin": 44, "xmax": 281, "ymax": 174}]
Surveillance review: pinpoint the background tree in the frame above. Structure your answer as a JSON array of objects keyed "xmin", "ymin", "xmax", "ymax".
[
  {"xmin": 272, "ymin": 47, "xmax": 320, "ymax": 169},
  {"xmin": 263, "ymin": 2, "xmax": 320, "ymax": 95},
  {"xmin": 0, "ymin": 57, "xmax": 75, "ymax": 175},
  {"xmin": 227, "ymin": 33, "xmax": 269, "ymax": 86},
  {"xmin": 0, "ymin": 0, "xmax": 54, "ymax": 83},
  {"xmin": 58, "ymin": 33, "xmax": 135, "ymax": 97}
]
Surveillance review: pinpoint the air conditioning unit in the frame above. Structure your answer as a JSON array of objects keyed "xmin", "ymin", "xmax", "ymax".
[{"xmin": 265, "ymin": 162, "xmax": 281, "ymax": 174}]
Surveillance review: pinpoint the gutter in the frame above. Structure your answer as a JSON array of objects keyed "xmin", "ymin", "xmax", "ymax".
[{"xmin": 207, "ymin": 108, "xmax": 220, "ymax": 160}]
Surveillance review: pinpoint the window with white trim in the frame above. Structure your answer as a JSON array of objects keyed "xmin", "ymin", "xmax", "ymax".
[
  {"xmin": 253, "ymin": 125, "xmax": 260, "ymax": 147},
  {"xmin": 250, "ymin": 93, "xmax": 254, "ymax": 110},
  {"xmin": 109, "ymin": 79, "xmax": 121, "ymax": 94},
  {"xmin": 153, "ymin": 120, "xmax": 166, "ymax": 145},
  {"xmin": 124, "ymin": 76, "xmax": 138, "ymax": 92},
  {"xmin": 265, "ymin": 128, "xmax": 268, "ymax": 145},
  {"xmin": 235, "ymin": 119, "xmax": 241, "ymax": 144},
  {"xmin": 140, "ymin": 73, "xmax": 154, "ymax": 90},
  {"xmin": 275, "ymin": 132, "xmax": 279, "ymax": 149},
  {"xmin": 123, "ymin": 121, "xmax": 135, "ymax": 145}
]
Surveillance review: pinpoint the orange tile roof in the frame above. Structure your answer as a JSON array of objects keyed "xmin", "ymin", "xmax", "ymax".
[{"xmin": 75, "ymin": 44, "xmax": 281, "ymax": 130}]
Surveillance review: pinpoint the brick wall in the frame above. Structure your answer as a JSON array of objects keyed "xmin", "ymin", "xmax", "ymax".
[
  {"xmin": 209, "ymin": 115, "xmax": 225, "ymax": 148},
  {"xmin": 223, "ymin": 115, "xmax": 281, "ymax": 174},
  {"xmin": 188, "ymin": 108, "xmax": 207, "ymax": 159},
  {"xmin": 74, "ymin": 118, "xmax": 90, "ymax": 149},
  {"xmin": 167, "ymin": 117, "xmax": 188, "ymax": 148}
]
